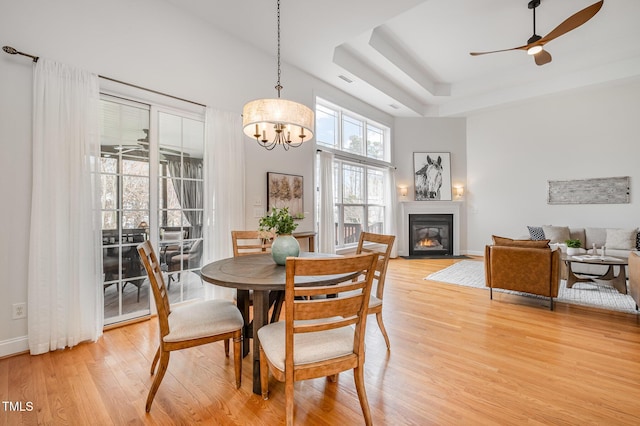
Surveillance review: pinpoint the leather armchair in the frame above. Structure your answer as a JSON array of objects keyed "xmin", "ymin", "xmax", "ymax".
[
  {"xmin": 629, "ymin": 252, "xmax": 640, "ymax": 310},
  {"xmin": 484, "ymin": 244, "xmax": 561, "ymax": 310}
]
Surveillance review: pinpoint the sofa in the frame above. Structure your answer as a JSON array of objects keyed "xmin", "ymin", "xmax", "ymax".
[
  {"xmin": 527, "ymin": 226, "xmax": 640, "ymax": 278},
  {"xmin": 485, "ymin": 236, "xmax": 561, "ymax": 310}
]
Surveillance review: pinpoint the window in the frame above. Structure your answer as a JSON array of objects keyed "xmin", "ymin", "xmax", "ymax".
[
  {"xmin": 316, "ymin": 100, "xmax": 389, "ymax": 163},
  {"xmin": 316, "ymin": 98, "xmax": 391, "ymax": 248}
]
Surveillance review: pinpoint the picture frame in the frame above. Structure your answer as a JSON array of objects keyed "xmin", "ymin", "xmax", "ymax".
[
  {"xmin": 267, "ymin": 172, "xmax": 304, "ymax": 218},
  {"xmin": 413, "ymin": 152, "xmax": 452, "ymax": 201}
]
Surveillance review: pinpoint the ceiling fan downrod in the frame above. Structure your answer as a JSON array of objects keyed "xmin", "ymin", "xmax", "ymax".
[{"xmin": 528, "ymin": 0, "xmax": 542, "ymax": 44}]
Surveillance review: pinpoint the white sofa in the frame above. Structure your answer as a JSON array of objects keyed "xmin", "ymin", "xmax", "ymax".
[{"xmin": 527, "ymin": 225, "xmax": 640, "ymax": 277}]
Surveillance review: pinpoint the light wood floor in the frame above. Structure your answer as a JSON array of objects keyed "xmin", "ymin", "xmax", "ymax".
[{"xmin": 2, "ymin": 257, "xmax": 640, "ymax": 425}]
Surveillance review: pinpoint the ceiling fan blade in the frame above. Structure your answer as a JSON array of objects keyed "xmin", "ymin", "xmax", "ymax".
[
  {"xmin": 538, "ymin": 0, "xmax": 603, "ymax": 45},
  {"xmin": 470, "ymin": 45, "xmax": 528, "ymax": 56},
  {"xmin": 534, "ymin": 49, "xmax": 552, "ymax": 66}
]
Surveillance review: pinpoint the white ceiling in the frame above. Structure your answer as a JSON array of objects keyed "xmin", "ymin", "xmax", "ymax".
[{"xmin": 165, "ymin": 0, "xmax": 640, "ymax": 117}]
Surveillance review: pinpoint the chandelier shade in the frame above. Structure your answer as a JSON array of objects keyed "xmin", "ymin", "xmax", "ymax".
[{"xmin": 242, "ymin": 98, "xmax": 314, "ymax": 150}]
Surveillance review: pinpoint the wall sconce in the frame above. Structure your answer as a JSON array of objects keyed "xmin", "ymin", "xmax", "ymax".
[
  {"xmin": 454, "ymin": 185, "xmax": 464, "ymax": 198},
  {"xmin": 399, "ymin": 186, "xmax": 408, "ymax": 197}
]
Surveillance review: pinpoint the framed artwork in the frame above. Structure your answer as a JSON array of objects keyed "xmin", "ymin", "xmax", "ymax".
[
  {"xmin": 413, "ymin": 152, "xmax": 452, "ymax": 201},
  {"xmin": 267, "ymin": 172, "xmax": 304, "ymax": 218}
]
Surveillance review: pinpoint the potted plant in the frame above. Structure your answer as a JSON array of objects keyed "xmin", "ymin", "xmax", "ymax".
[
  {"xmin": 565, "ymin": 238, "xmax": 584, "ymax": 256},
  {"xmin": 259, "ymin": 207, "xmax": 299, "ymax": 265}
]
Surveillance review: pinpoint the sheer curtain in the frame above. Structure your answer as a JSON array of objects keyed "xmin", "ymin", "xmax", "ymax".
[
  {"xmin": 167, "ymin": 157, "xmax": 203, "ymax": 238},
  {"xmin": 28, "ymin": 59, "xmax": 102, "ymax": 355},
  {"xmin": 317, "ymin": 151, "xmax": 335, "ymax": 254},
  {"xmin": 203, "ymin": 108, "xmax": 245, "ymax": 300},
  {"xmin": 384, "ymin": 167, "xmax": 398, "ymax": 258}
]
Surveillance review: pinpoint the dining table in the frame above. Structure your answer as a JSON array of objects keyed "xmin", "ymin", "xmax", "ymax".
[{"xmin": 200, "ymin": 252, "xmax": 357, "ymax": 395}]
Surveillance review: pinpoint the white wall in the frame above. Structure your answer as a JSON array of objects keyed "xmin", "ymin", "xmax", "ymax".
[
  {"xmin": 466, "ymin": 78, "xmax": 640, "ymax": 254},
  {"xmin": 393, "ymin": 117, "xmax": 468, "ymax": 253},
  {"xmin": 0, "ymin": 0, "xmax": 390, "ymax": 355}
]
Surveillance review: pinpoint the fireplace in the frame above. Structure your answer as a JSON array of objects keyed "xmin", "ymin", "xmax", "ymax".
[
  {"xmin": 409, "ymin": 214, "xmax": 454, "ymax": 257},
  {"xmin": 399, "ymin": 201, "xmax": 460, "ymax": 257}
]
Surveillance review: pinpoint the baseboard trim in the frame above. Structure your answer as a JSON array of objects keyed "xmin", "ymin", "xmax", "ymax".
[{"xmin": 0, "ymin": 335, "xmax": 29, "ymax": 359}]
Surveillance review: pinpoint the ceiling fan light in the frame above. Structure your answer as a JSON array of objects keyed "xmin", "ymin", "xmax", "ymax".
[{"xmin": 527, "ymin": 45, "xmax": 543, "ymax": 55}]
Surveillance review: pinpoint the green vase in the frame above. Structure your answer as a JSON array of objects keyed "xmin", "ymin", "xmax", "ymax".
[{"xmin": 271, "ymin": 234, "xmax": 300, "ymax": 265}]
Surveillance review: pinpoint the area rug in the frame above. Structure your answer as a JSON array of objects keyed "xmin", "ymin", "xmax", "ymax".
[{"xmin": 425, "ymin": 260, "xmax": 638, "ymax": 314}]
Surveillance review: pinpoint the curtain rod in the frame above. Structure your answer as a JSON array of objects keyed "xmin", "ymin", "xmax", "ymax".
[{"xmin": 3, "ymin": 45, "xmax": 207, "ymax": 108}]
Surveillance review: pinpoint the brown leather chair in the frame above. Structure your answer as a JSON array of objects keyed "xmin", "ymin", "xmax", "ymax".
[
  {"xmin": 629, "ymin": 251, "xmax": 640, "ymax": 310},
  {"xmin": 484, "ymin": 237, "xmax": 560, "ymax": 310}
]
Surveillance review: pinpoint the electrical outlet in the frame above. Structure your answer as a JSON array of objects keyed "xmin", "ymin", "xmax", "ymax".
[{"xmin": 12, "ymin": 303, "xmax": 26, "ymax": 320}]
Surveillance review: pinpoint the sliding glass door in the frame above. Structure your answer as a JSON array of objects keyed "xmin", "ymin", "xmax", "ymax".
[
  {"xmin": 100, "ymin": 97, "xmax": 151, "ymax": 324},
  {"xmin": 100, "ymin": 95, "xmax": 205, "ymax": 325},
  {"xmin": 157, "ymin": 111, "xmax": 205, "ymax": 303}
]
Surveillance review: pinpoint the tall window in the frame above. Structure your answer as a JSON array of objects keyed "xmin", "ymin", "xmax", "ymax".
[
  {"xmin": 316, "ymin": 98, "xmax": 391, "ymax": 248},
  {"xmin": 100, "ymin": 95, "xmax": 205, "ymax": 325}
]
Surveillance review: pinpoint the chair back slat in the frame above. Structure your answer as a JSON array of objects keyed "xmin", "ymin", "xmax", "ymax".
[
  {"xmin": 137, "ymin": 241, "xmax": 171, "ymax": 339},
  {"xmin": 293, "ymin": 291, "xmax": 366, "ymax": 322}
]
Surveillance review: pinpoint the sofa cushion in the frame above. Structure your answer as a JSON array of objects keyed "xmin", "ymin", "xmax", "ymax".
[
  {"xmin": 585, "ymin": 228, "xmax": 607, "ymax": 249},
  {"xmin": 541, "ymin": 226, "xmax": 570, "ymax": 244},
  {"xmin": 605, "ymin": 228, "xmax": 638, "ymax": 250},
  {"xmin": 527, "ymin": 226, "xmax": 546, "ymax": 240},
  {"xmin": 493, "ymin": 235, "xmax": 550, "ymax": 248}
]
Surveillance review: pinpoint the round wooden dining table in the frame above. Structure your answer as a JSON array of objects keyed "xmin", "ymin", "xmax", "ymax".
[{"xmin": 200, "ymin": 252, "xmax": 356, "ymax": 395}]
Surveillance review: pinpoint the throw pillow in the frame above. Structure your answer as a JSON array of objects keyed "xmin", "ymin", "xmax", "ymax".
[
  {"xmin": 605, "ymin": 228, "xmax": 638, "ymax": 250},
  {"xmin": 541, "ymin": 226, "xmax": 571, "ymax": 244},
  {"xmin": 637, "ymin": 231, "xmax": 640, "ymax": 250},
  {"xmin": 527, "ymin": 226, "xmax": 545, "ymax": 241},
  {"xmin": 493, "ymin": 235, "xmax": 550, "ymax": 248}
]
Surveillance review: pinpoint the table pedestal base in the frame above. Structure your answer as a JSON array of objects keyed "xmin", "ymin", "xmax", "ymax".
[{"xmin": 566, "ymin": 262, "xmax": 627, "ymax": 294}]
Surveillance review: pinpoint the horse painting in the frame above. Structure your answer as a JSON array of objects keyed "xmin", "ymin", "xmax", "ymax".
[{"xmin": 415, "ymin": 155, "xmax": 443, "ymax": 200}]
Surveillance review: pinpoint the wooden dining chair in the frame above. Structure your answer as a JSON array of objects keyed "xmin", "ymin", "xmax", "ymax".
[
  {"xmin": 258, "ymin": 253, "xmax": 379, "ymax": 426},
  {"xmin": 232, "ymin": 230, "xmax": 272, "ymax": 256},
  {"xmin": 231, "ymin": 230, "xmax": 283, "ymax": 323},
  {"xmin": 355, "ymin": 231, "xmax": 396, "ymax": 350},
  {"xmin": 137, "ymin": 240, "xmax": 244, "ymax": 412}
]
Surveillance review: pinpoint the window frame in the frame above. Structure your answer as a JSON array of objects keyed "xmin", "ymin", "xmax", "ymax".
[{"xmin": 315, "ymin": 98, "xmax": 392, "ymax": 249}]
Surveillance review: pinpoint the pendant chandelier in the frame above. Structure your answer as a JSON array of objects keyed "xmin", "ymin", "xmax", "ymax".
[{"xmin": 242, "ymin": 0, "xmax": 314, "ymax": 151}]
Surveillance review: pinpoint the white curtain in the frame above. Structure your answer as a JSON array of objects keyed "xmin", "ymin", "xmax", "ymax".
[
  {"xmin": 203, "ymin": 107, "xmax": 245, "ymax": 300},
  {"xmin": 385, "ymin": 167, "xmax": 399, "ymax": 258},
  {"xmin": 28, "ymin": 59, "xmax": 102, "ymax": 355},
  {"xmin": 317, "ymin": 151, "xmax": 335, "ymax": 254}
]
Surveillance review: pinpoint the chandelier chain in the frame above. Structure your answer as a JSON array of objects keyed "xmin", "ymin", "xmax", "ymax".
[{"xmin": 275, "ymin": 0, "xmax": 282, "ymax": 97}]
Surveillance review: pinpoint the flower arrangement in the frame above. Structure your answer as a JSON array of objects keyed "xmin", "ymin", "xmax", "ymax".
[{"xmin": 259, "ymin": 207, "xmax": 298, "ymax": 236}]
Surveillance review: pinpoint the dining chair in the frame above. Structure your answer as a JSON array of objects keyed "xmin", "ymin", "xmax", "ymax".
[
  {"xmin": 137, "ymin": 240, "xmax": 244, "ymax": 412},
  {"xmin": 355, "ymin": 231, "xmax": 396, "ymax": 350},
  {"xmin": 231, "ymin": 230, "xmax": 282, "ymax": 323},
  {"xmin": 232, "ymin": 230, "xmax": 272, "ymax": 256},
  {"xmin": 258, "ymin": 253, "xmax": 379, "ymax": 426}
]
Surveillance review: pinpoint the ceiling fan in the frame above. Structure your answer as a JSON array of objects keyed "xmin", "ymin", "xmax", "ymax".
[
  {"xmin": 114, "ymin": 129, "xmax": 187, "ymax": 157},
  {"xmin": 470, "ymin": 0, "xmax": 604, "ymax": 66}
]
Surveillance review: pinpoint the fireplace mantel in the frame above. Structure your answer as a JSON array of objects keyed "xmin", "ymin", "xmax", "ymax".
[{"xmin": 398, "ymin": 201, "xmax": 461, "ymax": 256}]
